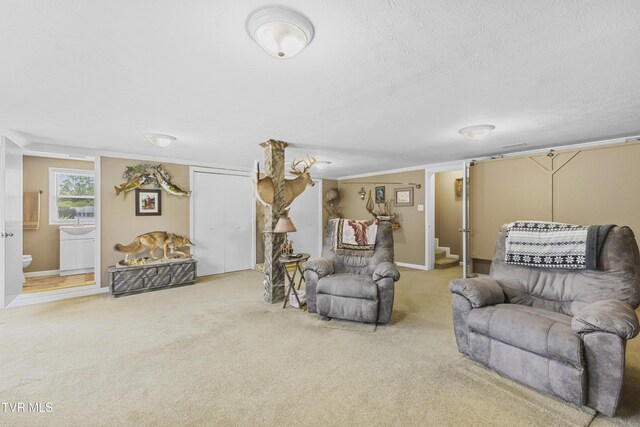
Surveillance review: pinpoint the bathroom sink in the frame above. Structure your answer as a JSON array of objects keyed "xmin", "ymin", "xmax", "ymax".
[{"xmin": 59, "ymin": 225, "xmax": 95, "ymax": 235}]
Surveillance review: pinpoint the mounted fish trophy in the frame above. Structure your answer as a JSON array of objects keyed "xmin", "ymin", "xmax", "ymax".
[
  {"xmin": 115, "ymin": 164, "xmax": 191, "ymax": 198},
  {"xmin": 256, "ymin": 156, "xmax": 316, "ymax": 209}
]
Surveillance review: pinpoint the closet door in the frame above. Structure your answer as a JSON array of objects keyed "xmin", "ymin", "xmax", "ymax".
[
  {"xmin": 222, "ymin": 174, "xmax": 253, "ymax": 272},
  {"xmin": 193, "ymin": 172, "xmax": 226, "ymax": 276}
]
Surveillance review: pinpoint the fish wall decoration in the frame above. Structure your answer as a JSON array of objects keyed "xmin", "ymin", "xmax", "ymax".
[{"xmin": 116, "ymin": 164, "xmax": 191, "ymax": 198}]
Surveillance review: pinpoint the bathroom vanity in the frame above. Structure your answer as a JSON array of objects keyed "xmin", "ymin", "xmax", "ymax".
[{"xmin": 59, "ymin": 225, "xmax": 95, "ymax": 276}]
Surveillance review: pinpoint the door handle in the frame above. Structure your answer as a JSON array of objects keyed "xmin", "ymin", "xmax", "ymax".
[{"xmin": 7, "ymin": 232, "xmax": 14, "ymax": 237}]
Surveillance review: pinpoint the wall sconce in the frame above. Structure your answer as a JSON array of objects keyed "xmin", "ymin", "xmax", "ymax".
[{"xmin": 358, "ymin": 187, "xmax": 366, "ymax": 200}]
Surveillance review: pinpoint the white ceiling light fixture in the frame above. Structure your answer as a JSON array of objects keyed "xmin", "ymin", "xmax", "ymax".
[
  {"xmin": 314, "ymin": 160, "xmax": 331, "ymax": 170},
  {"xmin": 145, "ymin": 133, "xmax": 176, "ymax": 148},
  {"xmin": 247, "ymin": 6, "xmax": 314, "ymax": 59},
  {"xmin": 459, "ymin": 124, "xmax": 495, "ymax": 141}
]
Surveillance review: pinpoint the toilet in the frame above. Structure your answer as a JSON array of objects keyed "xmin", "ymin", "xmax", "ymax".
[
  {"xmin": 21, "ymin": 254, "xmax": 32, "ymax": 283},
  {"xmin": 22, "ymin": 254, "xmax": 32, "ymax": 270}
]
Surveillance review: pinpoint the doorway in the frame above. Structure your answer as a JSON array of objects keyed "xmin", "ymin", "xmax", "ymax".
[
  {"xmin": 1, "ymin": 137, "xmax": 103, "ymax": 308},
  {"xmin": 21, "ymin": 153, "xmax": 97, "ymax": 293},
  {"xmin": 432, "ymin": 169, "xmax": 464, "ymax": 269}
]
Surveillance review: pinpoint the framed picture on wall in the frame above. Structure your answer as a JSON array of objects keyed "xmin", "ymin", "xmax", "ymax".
[
  {"xmin": 394, "ymin": 187, "xmax": 414, "ymax": 207},
  {"xmin": 135, "ymin": 189, "xmax": 161, "ymax": 216},
  {"xmin": 375, "ymin": 186, "xmax": 385, "ymax": 203}
]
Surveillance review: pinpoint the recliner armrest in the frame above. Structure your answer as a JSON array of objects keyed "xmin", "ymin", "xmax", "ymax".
[
  {"xmin": 448, "ymin": 277, "xmax": 504, "ymax": 308},
  {"xmin": 302, "ymin": 258, "xmax": 334, "ymax": 278},
  {"xmin": 373, "ymin": 262, "xmax": 400, "ymax": 282},
  {"xmin": 571, "ymin": 299, "xmax": 639, "ymax": 340}
]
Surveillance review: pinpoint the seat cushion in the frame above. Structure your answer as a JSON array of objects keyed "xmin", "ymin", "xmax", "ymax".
[
  {"xmin": 468, "ymin": 304, "xmax": 583, "ymax": 367},
  {"xmin": 317, "ymin": 273, "xmax": 378, "ymax": 300}
]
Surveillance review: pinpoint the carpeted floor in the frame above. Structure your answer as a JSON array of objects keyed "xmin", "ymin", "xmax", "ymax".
[{"xmin": 1, "ymin": 267, "xmax": 639, "ymax": 426}]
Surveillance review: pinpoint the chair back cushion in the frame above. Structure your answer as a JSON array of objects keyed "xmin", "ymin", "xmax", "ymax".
[
  {"xmin": 490, "ymin": 225, "xmax": 640, "ymax": 315},
  {"xmin": 322, "ymin": 220, "xmax": 394, "ymax": 276}
]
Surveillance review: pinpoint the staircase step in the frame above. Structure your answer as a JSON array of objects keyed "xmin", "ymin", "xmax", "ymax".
[
  {"xmin": 435, "ymin": 257, "xmax": 459, "ymax": 270},
  {"xmin": 435, "ymin": 249, "xmax": 446, "ymax": 259}
]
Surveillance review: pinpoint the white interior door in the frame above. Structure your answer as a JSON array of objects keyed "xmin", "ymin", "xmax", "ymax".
[
  {"xmin": 222, "ymin": 174, "xmax": 253, "ymax": 272},
  {"xmin": 287, "ymin": 179, "xmax": 321, "ymax": 257},
  {"xmin": 192, "ymin": 172, "xmax": 226, "ymax": 276},
  {"xmin": 1, "ymin": 136, "xmax": 23, "ymax": 307},
  {"xmin": 192, "ymin": 172, "xmax": 253, "ymax": 276}
]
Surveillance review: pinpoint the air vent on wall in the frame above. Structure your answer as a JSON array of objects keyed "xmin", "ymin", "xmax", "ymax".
[{"xmin": 501, "ymin": 143, "xmax": 527, "ymax": 149}]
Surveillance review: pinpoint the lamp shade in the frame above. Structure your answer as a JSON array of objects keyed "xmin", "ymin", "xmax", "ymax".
[{"xmin": 274, "ymin": 216, "xmax": 297, "ymax": 233}]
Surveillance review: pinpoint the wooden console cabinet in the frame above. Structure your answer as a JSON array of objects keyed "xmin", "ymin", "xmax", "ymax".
[{"xmin": 108, "ymin": 258, "xmax": 197, "ymax": 297}]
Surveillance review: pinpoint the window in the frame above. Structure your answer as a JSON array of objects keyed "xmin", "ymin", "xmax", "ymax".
[{"xmin": 49, "ymin": 167, "xmax": 95, "ymax": 224}]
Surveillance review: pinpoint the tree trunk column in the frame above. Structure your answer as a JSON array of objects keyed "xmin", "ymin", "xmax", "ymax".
[{"xmin": 261, "ymin": 139, "xmax": 288, "ymax": 303}]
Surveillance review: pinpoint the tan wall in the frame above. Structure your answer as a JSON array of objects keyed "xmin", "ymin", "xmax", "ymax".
[
  {"xmin": 470, "ymin": 156, "xmax": 551, "ymax": 260},
  {"xmin": 470, "ymin": 141, "xmax": 640, "ymax": 270},
  {"xmin": 321, "ymin": 179, "xmax": 339, "ymax": 239},
  {"xmin": 338, "ymin": 170, "xmax": 425, "ymax": 265},
  {"xmin": 23, "ymin": 156, "xmax": 94, "ymax": 272},
  {"xmin": 100, "ymin": 157, "xmax": 190, "ymax": 286},
  {"xmin": 435, "ymin": 170, "xmax": 463, "ymax": 257}
]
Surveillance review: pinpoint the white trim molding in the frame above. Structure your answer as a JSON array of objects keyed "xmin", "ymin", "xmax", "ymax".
[
  {"xmin": 337, "ymin": 164, "xmax": 431, "ymax": 181},
  {"xmin": 24, "ymin": 142, "xmax": 253, "ymax": 174},
  {"xmin": 396, "ymin": 262, "xmax": 429, "ymax": 271},
  {"xmin": 7, "ymin": 285, "xmax": 109, "ymax": 308}
]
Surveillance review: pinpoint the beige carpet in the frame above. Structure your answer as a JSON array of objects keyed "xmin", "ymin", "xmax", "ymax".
[{"xmin": 1, "ymin": 267, "xmax": 639, "ymax": 426}]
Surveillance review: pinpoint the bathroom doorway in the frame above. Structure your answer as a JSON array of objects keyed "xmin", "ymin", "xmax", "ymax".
[{"xmin": 21, "ymin": 152, "xmax": 97, "ymax": 294}]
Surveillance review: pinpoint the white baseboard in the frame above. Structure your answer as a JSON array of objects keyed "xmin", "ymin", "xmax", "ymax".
[
  {"xmin": 396, "ymin": 262, "xmax": 429, "ymax": 271},
  {"xmin": 7, "ymin": 286, "xmax": 109, "ymax": 308},
  {"xmin": 24, "ymin": 269, "xmax": 60, "ymax": 278},
  {"xmin": 60, "ymin": 268, "xmax": 93, "ymax": 276}
]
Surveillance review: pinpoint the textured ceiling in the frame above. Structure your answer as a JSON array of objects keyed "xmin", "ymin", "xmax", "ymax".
[{"xmin": 1, "ymin": 1, "xmax": 639, "ymax": 177}]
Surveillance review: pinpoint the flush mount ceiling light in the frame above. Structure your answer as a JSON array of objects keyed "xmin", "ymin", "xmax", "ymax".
[
  {"xmin": 459, "ymin": 124, "xmax": 495, "ymax": 141},
  {"xmin": 145, "ymin": 133, "xmax": 176, "ymax": 148},
  {"xmin": 314, "ymin": 160, "xmax": 331, "ymax": 170},
  {"xmin": 247, "ymin": 6, "xmax": 314, "ymax": 59}
]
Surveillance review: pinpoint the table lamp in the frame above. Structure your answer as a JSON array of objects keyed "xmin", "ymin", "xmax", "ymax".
[{"xmin": 274, "ymin": 215, "xmax": 297, "ymax": 255}]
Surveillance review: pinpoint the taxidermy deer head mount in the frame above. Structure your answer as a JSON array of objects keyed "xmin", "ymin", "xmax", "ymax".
[{"xmin": 256, "ymin": 156, "xmax": 316, "ymax": 208}]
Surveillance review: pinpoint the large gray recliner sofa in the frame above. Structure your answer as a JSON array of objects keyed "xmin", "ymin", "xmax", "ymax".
[
  {"xmin": 303, "ymin": 220, "xmax": 400, "ymax": 324},
  {"xmin": 449, "ymin": 225, "xmax": 640, "ymax": 416}
]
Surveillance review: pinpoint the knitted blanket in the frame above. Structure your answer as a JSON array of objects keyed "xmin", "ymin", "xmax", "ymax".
[
  {"xmin": 505, "ymin": 221, "xmax": 614, "ymax": 270},
  {"xmin": 332, "ymin": 218, "xmax": 377, "ymax": 257}
]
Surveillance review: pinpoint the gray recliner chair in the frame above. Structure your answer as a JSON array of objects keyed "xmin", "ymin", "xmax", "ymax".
[
  {"xmin": 449, "ymin": 225, "xmax": 640, "ymax": 416},
  {"xmin": 302, "ymin": 220, "xmax": 400, "ymax": 324}
]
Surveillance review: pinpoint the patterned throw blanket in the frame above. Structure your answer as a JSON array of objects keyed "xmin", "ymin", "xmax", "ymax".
[
  {"xmin": 505, "ymin": 221, "xmax": 614, "ymax": 270},
  {"xmin": 332, "ymin": 218, "xmax": 378, "ymax": 257}
]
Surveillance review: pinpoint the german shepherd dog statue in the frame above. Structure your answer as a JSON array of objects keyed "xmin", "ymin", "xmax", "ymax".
[{"xmin": 115, "ymin": 232, "xmax": 194, "ymax": 262}]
